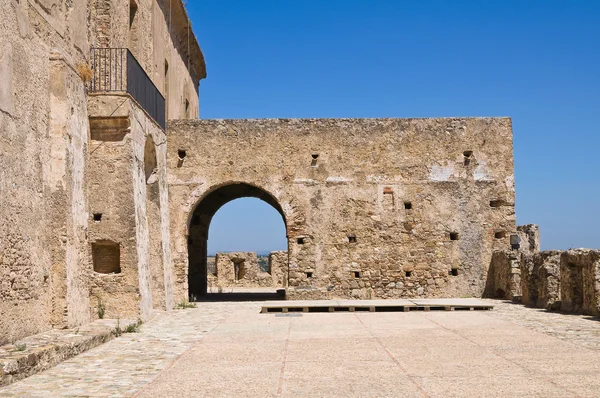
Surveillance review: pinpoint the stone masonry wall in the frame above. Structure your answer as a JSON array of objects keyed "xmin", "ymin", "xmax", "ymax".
[
  {"xmin": 168, "ymin": 118, "xmax": 516, "ymax": 301},
  {"xmin": 560, "ymin": 249, "xmax": 600, "ymax": 315},
  {"xmin": 270, "ymin": 251, "xmax": 288, "ymax": 288},
  {"xmin": 488, "ymin": 226, "xmax": 599, "ymax": 316},
  {"xmin": 207, "ymin": 252, "xmax": 287, "ymax": 289},
  {"xmin": 89, "ymin": 0, "xmax": 205, "ymax": 120},
  {"xmin": 483, "ymin": 250, "xmax": 522, "ymax": 300},
  {"xmin": 520, "ymin": 250, "xmax": 561, "ymax": 310},
  {"xmin": 87, "ymin": 95, "xmax": 172, "ymax": 320},
  {"xmin": 0, "ymin": 0, "xmax": 91, "ymax": 343}
]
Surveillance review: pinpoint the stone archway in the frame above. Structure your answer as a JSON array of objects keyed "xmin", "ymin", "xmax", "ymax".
[{"xmin": 187, "ymin": 182, "xmax": 288, "ymax": 298}]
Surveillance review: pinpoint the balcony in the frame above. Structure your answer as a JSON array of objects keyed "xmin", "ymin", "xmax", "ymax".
[{"xmin": 87, "ymin": 48, "xmax": 166, "ymax": 130}]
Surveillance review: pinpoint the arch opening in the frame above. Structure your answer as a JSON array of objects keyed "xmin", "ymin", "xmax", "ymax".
[{"xmin": 187, "ymin": 183, "xmax": 288, "ymax": 300}]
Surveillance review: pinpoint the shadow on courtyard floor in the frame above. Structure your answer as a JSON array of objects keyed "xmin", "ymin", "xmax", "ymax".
[{"xmin": 192, "ymin": 290, "xmax": 286, "ymax": 302}]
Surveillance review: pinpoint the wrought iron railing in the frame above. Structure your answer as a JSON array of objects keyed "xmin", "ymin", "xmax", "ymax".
[{"xmin": 88, "ymin": 48, "xmax": 166, "ymax": 130}]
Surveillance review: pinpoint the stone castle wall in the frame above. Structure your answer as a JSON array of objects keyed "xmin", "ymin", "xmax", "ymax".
[
  {"xmin": 0, "ymin": 0, "xmax": 92, "ymax": 344},
  {"xmin": 168, "ymin": 118, "xmax": 516, "ymax": 301},
  {"xmin": 89, "ymin": 0, "xmax": 205, "ymax": 120},
  {"xmin": 0, "ymin": 0, "xmax": 204, "ymax": 343}
]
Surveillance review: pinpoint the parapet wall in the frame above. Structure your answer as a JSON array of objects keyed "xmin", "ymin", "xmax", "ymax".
[{"xmin": 486, "ymin": 227, "xmax": 600, "ymax": 316}]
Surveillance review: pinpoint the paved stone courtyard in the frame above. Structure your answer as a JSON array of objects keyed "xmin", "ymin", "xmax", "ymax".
[{"xmin": 1, "ymin": 300, "xmax": 599, "ymax": 397}]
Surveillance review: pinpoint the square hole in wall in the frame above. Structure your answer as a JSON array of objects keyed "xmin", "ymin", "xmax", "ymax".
[
  {"xmin": 404, "ymin": 202, "xmax": 412, "ymax": 210},
  {"xmin": 405, "ymin": 271, "xmax": 412, "ymax": 278},
  {"xmin": 306, "ymin": 271, "xmax": 313, "ymax": 278},
  {"xmin": 311, "ymin": 153, "xmax": 319, "ymax": 167},
  {"xmin": 297, "ymin": 237, "xmax": 305, "ymax": 245},
  {"xmin": 93, "ymin": 213, "xmax": 102, "ymax": 222},
  {"xmin": 353, "ymin": 271, "xmax": 361, "ymax": 278},
  {"xmin": 463, "ymin": 151, "xmax": 473, "ymax": 166},
  {"xmin": 348, "ymin": 234, "xmax": 357, "ymax": 243},
  {"xmin": 178, "ymin": 149, "xmax": 187, "ymax": 159},
  {"xmin": 449, "ymin": 269, "xmax": 459, "ymax": 276},
  {"xmin": 495, "ymin": 231, "xmax": 506, "ymax": 239},
  {"xmin": 490, "ymin": 200, "xmax": 505, "ymax": 208},
  {"xmin": 450, "ymin": 232, "xmax": 459, "ymax": 241}
]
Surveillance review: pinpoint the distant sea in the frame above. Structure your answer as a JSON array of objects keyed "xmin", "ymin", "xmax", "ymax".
[{"xmin": 207, "ymin": 250, "xmax": 274, "ymax": 257}]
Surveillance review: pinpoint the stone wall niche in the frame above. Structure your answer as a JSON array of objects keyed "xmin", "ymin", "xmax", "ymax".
[{"xmin": 92, "ymin": 241, "xmax": 121, "ymax": 274}]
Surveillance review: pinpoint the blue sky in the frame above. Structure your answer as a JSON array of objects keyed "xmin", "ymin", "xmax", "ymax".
[{"xmin": 186, "ymin": 1, "xmax": 600, "ymax": 253}]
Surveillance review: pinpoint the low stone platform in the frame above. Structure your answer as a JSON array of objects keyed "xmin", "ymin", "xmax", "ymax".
[
  {"xmin": 260, "ymin": 298, "xmax": 493, "ymax": 313},
  {"xmin": 0, "ymin": 318, "xmax": 137, "ymax": 387}
]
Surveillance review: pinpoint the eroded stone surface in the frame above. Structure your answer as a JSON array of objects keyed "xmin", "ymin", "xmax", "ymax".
[{"xmin": 169, "ymin": 118, "xmax": 517, "ymax": 301}]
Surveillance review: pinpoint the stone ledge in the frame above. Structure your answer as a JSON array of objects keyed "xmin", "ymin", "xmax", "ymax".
[{"xmin": 0, "ymin": 318, "xmax": 137, "ymax": 387}]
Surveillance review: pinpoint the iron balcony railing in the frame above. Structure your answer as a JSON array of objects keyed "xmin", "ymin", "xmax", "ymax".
[{"xmin": 88, "ymin": 48, "xmax": 166, "ymax": 130}]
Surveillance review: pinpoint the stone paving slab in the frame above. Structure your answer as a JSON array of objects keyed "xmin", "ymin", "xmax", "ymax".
[{"xmin": 1, "ymin": 300, "xmax": 599, "ymax": 397}]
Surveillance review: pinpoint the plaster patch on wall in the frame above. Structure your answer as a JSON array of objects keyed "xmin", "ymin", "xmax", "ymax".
[
  {"xmin": 366, "ymin": 175, "xmax": 402, "ymax": 184},
  {"xmin": 325, "ymin": 176, "xmax": 353, "ymax": 184},
  {"xmin": 293, "ymin": 178, "xmax": 318, "ymax": 186},
  {"xmin": 428, "ymin": 164, "xmax": 455, "ymax": 181},
  {"xmin": 167, "ymin": 174, "xmax": 206, "ymax": 186},
  {"xmin": 505, "ymin": 175, "xmax": 515, "ymax": 192},
  {"xmin": 474, "ymin": 160, "xmax": 494, "ymax": 181},
  {"xmin": 0, "ymin": 43, "xmax": 15, "ymax": 115}
]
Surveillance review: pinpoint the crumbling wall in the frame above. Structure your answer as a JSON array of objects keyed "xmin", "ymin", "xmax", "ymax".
[
  {"xmin": 484, "ymin": 250, "xmax": 521, "ymax": 300},
  {"xmin": 560, "ymin": 249, "xmax": 600, "ymax": 316},
  {"xmin": 485, "ymin": 225, "xmax": 599, "ymax": 316},
  {"xmin": 210, "ymin": 252, "xmax": 274, "ymax": 288},
  {"xmin": 168, "ymin": 118, "xmax": 516, "ymax": 301},
  {"xmin": 517, "ymin": 224, "xmax": 540, "ymax": 255},
  {"xmin": 520, "ymin": 251, "xmax": 561, "ymax": 309},
  {"xmin": 269, "ymin": 251, "xmax": 288, "ymax": 287}
]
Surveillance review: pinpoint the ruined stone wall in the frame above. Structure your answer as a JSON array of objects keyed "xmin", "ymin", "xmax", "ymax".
[
  {"xmin": 207, "ymin": 252, "xmax": 287, "ymax": 289},
  {"xmin": 483, "ymin": 250, "xmax": 522, "ymax": 300},
  {"xmin": 487, "ymin": 225, "xmax": 599, "ymax": 316},
  {"xmin": 168, "ymin": 118, "xmax": 516, "ymax": 301},
  {"xmin": 517, "ymin": 224, "xmax": 540, "ymax": 255},
  {"xmin": 269, "ymin": 251, "xmax": 288, "ymax": 288},
  {"xmin": 520, "ymin": 250, "xmax": 561, "ymax": 309},
  {"xmin": 0, "ymin": 1, "xmax": 91, "ymax": 343},
  {"xmin": 89, "ymin": 0, "xmax": 205, "ymax": 120},
  {"xmin": 560, "ymin": 249, "xmax": 600, "ymax": 315}
]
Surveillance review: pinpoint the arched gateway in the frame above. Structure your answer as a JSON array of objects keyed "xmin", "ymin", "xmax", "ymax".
[
  {"xmin": 167, "ymin": 118, "xmax": 516, "ymax": 302},
  {"xmin": 187, "ymin": 183, "xmax": 288, "ymax": 297}
]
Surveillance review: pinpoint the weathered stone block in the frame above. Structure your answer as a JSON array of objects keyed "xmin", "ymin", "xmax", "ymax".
[{"xmin": 560, "ymin": 249, "xmax": 600, "ymax": 316}]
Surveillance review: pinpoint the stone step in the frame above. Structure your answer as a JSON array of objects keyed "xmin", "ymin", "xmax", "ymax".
[{"xmin": 0, "ymin": 318, "xmax": 137, "ymax": 387}]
